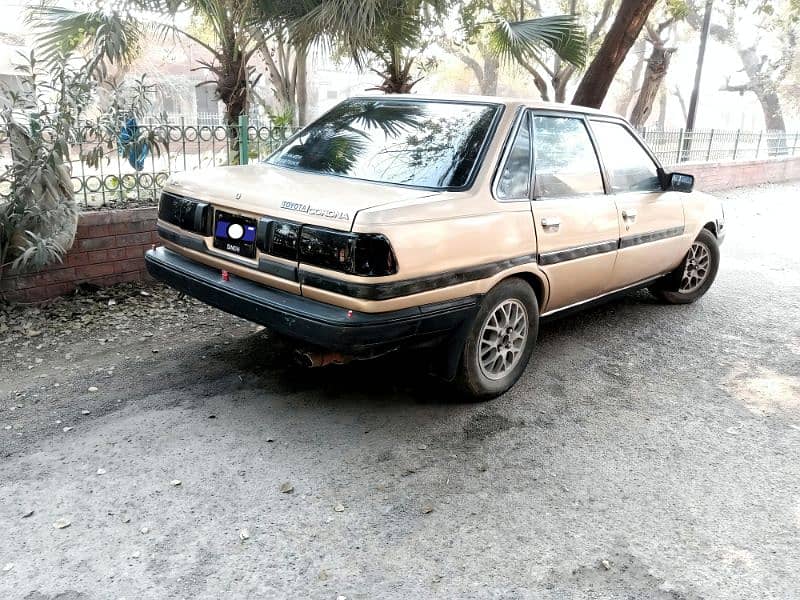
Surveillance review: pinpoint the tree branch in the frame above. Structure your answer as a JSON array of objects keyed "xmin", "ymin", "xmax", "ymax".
[
  {"xmin": 588, "ymin": 0, "xmax": 615, "ymax": 42},
  {"xmin": 518, "ymin": 61, "xmax": 550, "ymax": 101}
]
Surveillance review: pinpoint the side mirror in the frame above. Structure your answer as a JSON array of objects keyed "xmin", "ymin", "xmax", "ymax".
[{"xmin": 667, "ymin": 172, "xmax": 694, "ymax": 193}]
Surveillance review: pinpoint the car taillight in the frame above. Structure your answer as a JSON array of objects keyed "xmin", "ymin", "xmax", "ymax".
[
  {"xmin": 257, "ymin": 220, "xmax": 397, "ymax": 276},
  {"xmin": 299, "ymin": 226, "xmax": 397, "ymax": 276},
  {"xmin": 352, "ymin": 234, "xmax": 398, "ymax": 276},
  {"xmin": 158, "ymin": 192, "xmax": 210, "ymax": 235},
  {"xmin": 269, "ymin": 221, "xmax": 301, "ymax": 260}
]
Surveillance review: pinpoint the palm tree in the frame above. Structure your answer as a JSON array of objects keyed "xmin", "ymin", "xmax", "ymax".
[
  {"xmin": 30, "ymin": 0, "xmax": 269, "ymax": 162},
  {"xmin": 293, "ymin": 0, "xmax": 587, "ymax": 93}
]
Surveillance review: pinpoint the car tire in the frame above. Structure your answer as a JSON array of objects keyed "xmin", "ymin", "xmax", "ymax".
[
  {"xmin": 456, "ymin": 278, "xmax": 539, "ymax": 400},
  {"xmin": 650, "ymin": 228, "xmax": 720, "ymax": 304}
]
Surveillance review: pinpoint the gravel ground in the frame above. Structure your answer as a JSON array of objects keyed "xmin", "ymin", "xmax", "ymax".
[{"xmin": 1, "ymin": 182, "xmax": 799, "ymax": 600}]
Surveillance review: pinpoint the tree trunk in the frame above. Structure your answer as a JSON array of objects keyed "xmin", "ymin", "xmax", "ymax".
[
  {"xmin": 657, "ymin": 88, "xmax": 668, "ymax": 129},
  {"xmin": 753, "ymin": 89, "xmax": 787, "ymax": 154},
  {"xmin": 673, "ymin": 87, "xmax": 688, "ymax": 121},
  {"xmin": 629, "ymin": 45, "xmax": 674, "ymax": 127},
  {"xmin": 295, "ymin": 45, "xmax": 308, "ymax": 125},
  {"xmin": 553, "ymin": 65, "xmax": 576, "ymax": 103},
  {"xmin": 481, "ymin": 55, "xmax": 499, "ymax": 95},
  {"xmin": 454, "ymin": 50, "xmax": 498, "ymax": 95},
  {"xmin": 736, "ymin": 46, "xmax": 787, "ymax": 154},
  {"xmin": 224, "ymin": 91, "xmax": 245, "ymax": 165},
  {"xmin": 369, "ymin": 50, "xmax": 420, "ymax": 94},
  {"xmin": 262, "ymin": 43, "xmax": 294, "ymax": 117},
  {"xmin": 518, "ymin": 62, "xmax": 549, "ymax": 101},
  {"xmin": 572, "ymin": 0, "xmax": 659, "ymax": 108},
  {"xmin": 614, "ymin": 37, "xmax": 646, "ymax": 116},
  {"xmin": 532, "ymin": 75, "xmax": 549, "ymax": 101},
  {"xmin": 215, "ymin": 27, "xmax": 249, "ymax": 165}
]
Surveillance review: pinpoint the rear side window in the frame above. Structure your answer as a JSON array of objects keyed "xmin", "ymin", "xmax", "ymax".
[
  {"xmin": 590, "ymin": 120, "xmax": 661, "ymax": 192},
  {"xmin": 496, "ymin": 112, "xmax": 532, "ymax": 200},
  {"xmin": 532, "ymin": 115, "xmax": 604, "ymax": 198}
]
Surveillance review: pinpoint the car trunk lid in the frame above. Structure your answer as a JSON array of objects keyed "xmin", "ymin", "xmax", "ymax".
[{"xmin": 165, "ymin": 163, "xmax": 436, "ymax": 230}]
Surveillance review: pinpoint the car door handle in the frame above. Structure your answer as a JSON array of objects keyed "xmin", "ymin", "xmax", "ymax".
[
  {"xmin": 622, "ymin": 209, "xmax": 637, "ymax": 221},
  {"xmin": 541, "ymin": 217, "xmax": 561, "ymax": 230}
]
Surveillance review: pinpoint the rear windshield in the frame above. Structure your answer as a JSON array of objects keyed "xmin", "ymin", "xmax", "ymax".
[{"xmin": 267, "ymin": 98, "xmax": 500, "ymax": 190}]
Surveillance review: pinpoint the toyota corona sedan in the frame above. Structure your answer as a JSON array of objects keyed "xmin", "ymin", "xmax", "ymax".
[{"xmin": 145, "ymin": 95, "xmax": 725, "ymax": 398}]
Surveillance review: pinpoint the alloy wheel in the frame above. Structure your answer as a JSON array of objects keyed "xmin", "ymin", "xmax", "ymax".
[
  {"xmin": 679, "ymin": 241, "xmax": 711, "ymax": 294},
  {"xmin": 478, "ymin": 299, "xmax": 528, "ymax": 381}
]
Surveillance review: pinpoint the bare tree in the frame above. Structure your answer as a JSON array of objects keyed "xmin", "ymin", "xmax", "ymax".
[
  {"xmin": 614, "ymin": 36, "xmax": 647, "ymax": 116},
  {"xmin": 441, "ymin": 36, "xmax": 500, "ymax": 95},
  {"xmin": 629, "ymin": 20, "xmax": 677, "ymax": 127},
  {"xmin": 686, "ymin": 1, "xmax": 797, "ymax": 152},
  {"xmin": 438, "ymin": 0, "xmax": 500, "ymax": 95},
  {"xmin": 673, "ymin": 85, "xmax": 688, "ymax": 121}
]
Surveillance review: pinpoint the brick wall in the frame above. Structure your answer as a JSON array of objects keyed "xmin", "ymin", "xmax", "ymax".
[
  {"xmin": 1, "ymin": 156, "xmax": 799, "ymax": 303},
  {"xmin": 667, "ymin": 156, "xmax": 800, "ymax": 192},
  {"xmin": 1, "ymin": 207, "xmax": 158, "ymax": 303}
]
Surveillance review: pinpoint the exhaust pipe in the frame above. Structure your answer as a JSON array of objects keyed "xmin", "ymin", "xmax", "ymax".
[{"xmin": 294, "ymin": 349, "xmax": 352, "ymax": 368}]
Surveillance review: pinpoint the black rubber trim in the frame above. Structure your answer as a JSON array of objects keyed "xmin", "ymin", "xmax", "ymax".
[
  {"xmin": 145, "ymin": 247, "xmax": 479, "ymax": 354},
  {"xmin": 620, "ymin": 226, "xmax": 685, "ymax": 249},
  {"xmin": 258, "ymin": 256, "xmax": 297, "ymax": 281},
  {"xmin": 157, "ymin": 223, "xmax": 206, "ymax": 253},
  {"xmin": 540, "ymin": 276, "xmax": 663, "ymax": 322},
  {"xmin": 538, "ymin": 239, "xmax": 618, "ymax": 266},
  {"xmin": 538, "ymin": 226, "xmax": 686, "ymax": 266},
  {"xmin": 299, "ymin": 253, "xmax": 539, "ymax": 301},
  {"xmin": 158, "ymin": 223, "xmax": 298, "ymax": 281}
]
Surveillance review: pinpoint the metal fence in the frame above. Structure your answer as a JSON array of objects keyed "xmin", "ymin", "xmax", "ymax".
[
  {"xmin": 0, "ymin": 115, "xmax": 299, "ymax": 209},
  {"xmin": 1, "ymin": 121, "xmax": 798, "ymax": 209},
  {"xmin": 640, "ymin": 128, "xmax": 800, "ymax": 165},
  {"xmin": 67, "ymin": 116, "xmax": 299, "ymax": 208}
]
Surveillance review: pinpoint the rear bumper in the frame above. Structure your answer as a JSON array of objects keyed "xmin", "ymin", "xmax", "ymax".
[{"xmin": 145, "ymin": 247, "xmax": 479, "ymax": 355}]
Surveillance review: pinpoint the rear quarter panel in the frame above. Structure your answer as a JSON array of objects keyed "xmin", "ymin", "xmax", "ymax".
[{"xmin": 300, "ymin": 192, "xmax": 541, "ymax": 313}]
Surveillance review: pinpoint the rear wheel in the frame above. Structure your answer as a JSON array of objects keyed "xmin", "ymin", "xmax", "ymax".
[
  {"xmin": 650, "ymin": 228, "xmax": 720, "ymax": 304},
  {"xmin": 456, "ymin": 278, "xmax": 539, "ymax": 399}
]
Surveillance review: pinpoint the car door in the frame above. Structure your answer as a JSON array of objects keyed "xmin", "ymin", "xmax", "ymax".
[
  {"xmin": 588, "ymin": 118, "xmax": 686, "ymax": 289},
  {"xmin": 527, "ymin": 112, "xmax": 620, "ymax": 313}
]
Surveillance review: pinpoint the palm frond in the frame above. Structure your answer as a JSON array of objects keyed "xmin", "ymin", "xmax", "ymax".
[
  {"xmin": 28, "ymin": 6, "xmax": 146, "ymax": 69},
  {"xmin": 290, "ymin": 0, "xmax": 445, "ymax": 67},
  {"xmin": 489, "ymin": 14, "xmax": 587, "ymax": 69},
  {"xmin": 288, "ymin": 128, "xmax": 368, "ymax": 173},
  {"xmin": 325, "ymin": 100, "xmax": 425, "ymax": 138}
]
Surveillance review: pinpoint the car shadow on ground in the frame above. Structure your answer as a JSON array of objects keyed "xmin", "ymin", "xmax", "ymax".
[{"xmin": 190, "ymin": 288, "xmax": 664, "ymax": 407}]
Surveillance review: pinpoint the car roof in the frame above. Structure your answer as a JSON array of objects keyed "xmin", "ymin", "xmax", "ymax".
[{"xmin": 349, "ymin": 93, "xmax": 625, "ymax": 120}]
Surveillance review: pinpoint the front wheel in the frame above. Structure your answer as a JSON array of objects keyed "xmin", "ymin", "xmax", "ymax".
[
  {"xmin": 650, "ymin": 228, "xmax": 720, "ymax": 304},
  {"xmin": 456, "ymin": 278, "xmax": 539, "ymax": 399}
]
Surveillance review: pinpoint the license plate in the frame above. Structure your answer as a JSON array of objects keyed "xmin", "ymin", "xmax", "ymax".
[{"xmin": 213, "ymin": 211, "xmax": 257, "ymax": 258}]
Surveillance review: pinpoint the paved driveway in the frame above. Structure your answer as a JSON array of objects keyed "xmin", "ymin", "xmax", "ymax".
[{"xmin": 1, "ymin": 182, "xmax": 799, "ymax": 599}]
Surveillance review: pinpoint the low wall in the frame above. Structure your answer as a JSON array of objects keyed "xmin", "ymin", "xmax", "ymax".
[
  {"xmin": 1, "ymin": 207, "xmax": 158, "ymax": 303},
  {"xmin": 2, "ymin": 156, "xmax": 799, "ymax": 303},
  {"xmin": 668, "ymin": 155, "xmax": 800, "ymax": 192}
]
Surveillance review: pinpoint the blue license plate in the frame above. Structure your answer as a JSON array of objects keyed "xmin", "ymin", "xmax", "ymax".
[{"xmin": 213, "ymin": 211, "xmax": 257, "ymax": 258}]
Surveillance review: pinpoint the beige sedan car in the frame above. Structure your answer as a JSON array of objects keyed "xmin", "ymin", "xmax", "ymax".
[{"xmin": 146, "ymin": 95, "xmax": 724, "ymax": 398}]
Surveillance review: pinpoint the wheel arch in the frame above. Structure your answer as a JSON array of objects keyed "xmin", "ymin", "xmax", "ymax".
[
  {"xmin": 703, "ymin": 221, "xmax": 717, "ymax": 237},
  {"xmin": 502, "ymin": 270, "xmax": 547, "ymax": 312},
  {"xmin": 435, "ymin": 268, "xmax": 546, "ymax": 383}
]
